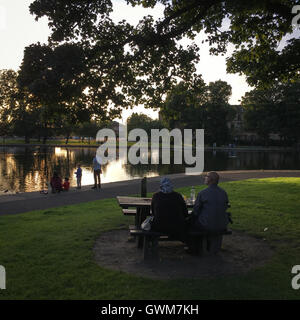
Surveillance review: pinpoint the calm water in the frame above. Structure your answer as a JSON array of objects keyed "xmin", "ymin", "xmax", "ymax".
[{"xmin": 0, "ymin": 146, "xmax": 299, "ymax": 193}]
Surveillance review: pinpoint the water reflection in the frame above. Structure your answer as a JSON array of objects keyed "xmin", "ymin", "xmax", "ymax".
[{"xmin": 0, "ymin": 146, "xmax": 299, "ymax": 193}]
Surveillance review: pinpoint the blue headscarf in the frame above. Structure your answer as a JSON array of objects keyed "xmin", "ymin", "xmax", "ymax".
[{"xmin": 160, "ymin": 177, "xmax": 173, "ymax": 193}]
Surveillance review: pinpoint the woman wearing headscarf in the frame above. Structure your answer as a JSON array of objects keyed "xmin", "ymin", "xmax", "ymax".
[{"xmin": 151, "ymin": 177, "xmax": 188, "ymax": 241}]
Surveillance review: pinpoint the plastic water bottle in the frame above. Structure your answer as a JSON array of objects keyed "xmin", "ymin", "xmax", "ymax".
[{"xmin": 190, "ymin": 186, "xmax": 195, "ymax": 203}]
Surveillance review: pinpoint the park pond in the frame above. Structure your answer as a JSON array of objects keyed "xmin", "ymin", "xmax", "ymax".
[{"xmin": 0, "ymin": 145, "xmax": 299, "ymax": 193}]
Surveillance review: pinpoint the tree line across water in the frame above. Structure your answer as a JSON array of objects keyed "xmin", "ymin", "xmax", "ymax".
[
  {"xmin": 0, "ymin": 1, "xmax": 299, "ymax": 146},
  {"xmin": 0, "ymin": 69, "xmax": 299, "ymax": 146}
]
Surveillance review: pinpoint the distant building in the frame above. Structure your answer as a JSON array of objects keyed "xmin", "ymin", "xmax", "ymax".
[
  {"xmin": 226, "ymin": 105, "xmax": 256, "ymax": 142},
  {"xmin": 159, "ymin": 104, "xmax": 280, "ymax": 143},
  {"xmin": 227, "ymin": 105, "xmax": 280, "ymax": 142}
]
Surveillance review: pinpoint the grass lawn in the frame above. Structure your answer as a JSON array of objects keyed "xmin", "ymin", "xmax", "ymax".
[{"xmin": 0, "ymin": 177, "xmax": 299, "ymax": 300}]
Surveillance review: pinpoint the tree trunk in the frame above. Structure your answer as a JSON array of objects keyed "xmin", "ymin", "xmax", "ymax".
[
  {"xmin": 25, "ymin": 136, "xmax": 30, "ymax": 144},
  {"xmin": 65, "ymin": 135, "xmax": 69, "ymax": 144},
  {"xmin": 43, "ymin": 136, "xmax": 47, "ymax": 144}
]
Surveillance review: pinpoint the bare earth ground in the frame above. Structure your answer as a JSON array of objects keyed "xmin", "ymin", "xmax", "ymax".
[{"xmin": 93, "ymin": 229, "xmax": 274, "ymax": 280}]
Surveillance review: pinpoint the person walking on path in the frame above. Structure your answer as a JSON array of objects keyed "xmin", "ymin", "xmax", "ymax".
[
  {"xmin": 74, "ymin": 164, "xmax": 82, "ymax": 189},
  {"xmin": 92, "ymin": 156, "xmax": 102, "ymax": 189}
]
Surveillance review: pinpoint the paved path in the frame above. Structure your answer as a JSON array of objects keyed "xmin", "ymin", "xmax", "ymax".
[{"xmin": 0, "ymin": 170, "xmax": 299, "ymax": 216}]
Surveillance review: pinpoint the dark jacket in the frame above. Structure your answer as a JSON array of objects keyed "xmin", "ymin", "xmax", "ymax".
[
  {"xmin": 50, "ymin": 176, "xmax": 62, "ymax": 191},
  {"xmin": 192, "ymin": 184, "xmax": 229, "ymax": 231},
  {"xmin": 151, "ymin": 191, "xmax": 188, "ymax": 240}
]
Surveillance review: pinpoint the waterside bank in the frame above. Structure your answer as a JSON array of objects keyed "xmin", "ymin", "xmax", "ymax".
[{"xmin": 1, "ymin": 170, "xmax": 300, "ymax": 215}]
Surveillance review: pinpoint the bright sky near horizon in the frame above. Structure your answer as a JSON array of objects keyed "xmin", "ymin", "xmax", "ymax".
[{"xmin": 0, "ymin": 0, "xmax": 253, "ymax": 124}]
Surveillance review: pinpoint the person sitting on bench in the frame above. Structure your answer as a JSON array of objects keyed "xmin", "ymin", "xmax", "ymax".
[
  {"xmin": 151, "ymin": 177, "xmax": 188, "ymax": 241},
  {"xmin": 50, "ymin": 172, "xmax": 63, "ymax": 194},
  {"xmin": 188, "ymin": 171, "xmax": 230, "ymax": 253}
]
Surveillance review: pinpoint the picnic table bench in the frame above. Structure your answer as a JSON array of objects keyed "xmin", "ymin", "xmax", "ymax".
[
  {"xmin": 129, "ymin": 226, "xmax": 232, "ymax": 260},
  {"xmin": 122, "ymin": 209, "xmax": 138, "ymax": 216},
  {"xmin": 116, "ymin": 179, "xmax": 232, "ymax": 261},
  {"xmin": 117, "ymin": 196, "xmax": 153, "ymax": 227},
  {"xmin": 117, "ymin": 196, "xmax": 194, "ymax": 227}
]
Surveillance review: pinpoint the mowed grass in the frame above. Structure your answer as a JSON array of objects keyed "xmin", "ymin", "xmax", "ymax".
[{"xmin": 0, "ymin": 178, "xmax": 299, "ymax": 299}]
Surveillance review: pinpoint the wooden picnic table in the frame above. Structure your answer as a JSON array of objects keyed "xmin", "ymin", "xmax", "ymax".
[
  {"xmin": 116, "ymin": 195, "xmax": 232, "ymax": 260},
  {"xmin": 116, "ymin": 196, "xmax": 195, "ymax": 208},
  {"xmin": 116, "ymin": 196, "xmax": 195, "ymax": 228},
  {"xmin": 116, "ymin": 196, "xmax": 152, "ymax": 228},
  {"xmin": 116, "ymin": 196, "xmax": 153, "ymax": 209}
]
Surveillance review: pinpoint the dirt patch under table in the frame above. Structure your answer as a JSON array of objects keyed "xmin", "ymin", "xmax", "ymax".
[{"xmin": 93, "ymin": 229, "xmax": 274, "ymax": 280}]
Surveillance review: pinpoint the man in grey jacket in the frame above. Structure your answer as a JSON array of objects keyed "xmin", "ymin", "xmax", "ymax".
[
  {"xmin": 192, "ymin": 171, "xmax": 229, "ymax": 231},
  {"xmin": 188, "ymin": 171, "xmax": 229, "ymax": 254}
]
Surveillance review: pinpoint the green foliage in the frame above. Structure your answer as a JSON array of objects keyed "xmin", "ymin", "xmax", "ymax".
[
  {"xmin": 160, "ymin": 79, "xmax": 234, "ymax": 144},
  {"xmin": 227, "ymin": 38, "xmax": 300, "ymax": 89},
  {"xmin": 29, "ymin": 0, "xmax": 300, "ymax": 93},
  {"xmin": 0, "ymin": 69, "xmax": 41, "ymax": 142},
  {"xmin": 0, "ymin": 69, "xmax": 18, "ymax": 110},
  {"xmin": 242, "ymin": 81, "xmax": 300, "ymax": 144},
  {"xmin": 5, "ymin": 1, "xmax": 299, "ymax": 142},
  {"xmin": 17, "ymin": 43, "xmax": 93, "ymax": 142},
  {"xmin": 243, "ymin": 103, "xmax": 275, "ymax": 144},
  {"xmin": 0, "ymin": 178, "xmax": 299, "ymax": 299},
  {"xmin": 76, "ymin": 121, "xmax": 102, "ymax": 139},
  {"xmin": 207, "ymin": 80, "xmax": 232, "ymax": 105},
  {"xmin": 0, "ymin": 70, "xmax": 18, "ymax": 138},
  {"xmin": 127, "ymin": 112, "xmax": 164, "ymax": 135}
]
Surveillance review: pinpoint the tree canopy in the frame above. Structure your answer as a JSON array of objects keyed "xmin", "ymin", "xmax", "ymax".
[
  {"xmin": 0, "ymin": 70, "xmax": 18, "ymax": 140},
  {"xmin": 242, "ymin": 81, "xmax": 300, "ymax": 144},
  {"xmin": 28, "ymin": 0, "xmax": 299, "ymax": 99},
  {"xmin": 127, "ymin": 112, "xmax": 164, "ymax": 135},
  {"xmin": 160, "ymin": 79, "xmax": 235, "ymax": 144},
  {"xmin": 5, "ymin": 1, "xmax": 300, "ymax": 144}
]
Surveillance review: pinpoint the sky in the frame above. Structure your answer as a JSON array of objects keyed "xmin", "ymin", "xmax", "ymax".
[{"xmin": 0, "ymin": 0, "xmax": 261, "ymax": 124}]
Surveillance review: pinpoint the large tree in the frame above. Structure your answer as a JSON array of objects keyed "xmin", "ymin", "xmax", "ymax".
[
  {"xmin": 242, "ymin": 81, "xmax": 300, "ymax": 144},
  {"xmin": 28, "ymin": 0, "xmax": 300, "ymax": 100},
  {"xmin": 127, "ymin": 112, "xmax": 164, "ymax": 136},
  {"xmin": 18, "ymin": 43, "xmax": 92, "ymax": 143},
  {"xmin": 204, "ymin": 80, "xmax": 234, "ymax": 144},
  {"xmin": 160, "ymin": 77, "xmax": 207, "ymax": 130},
  {"xmin": 0, "ymin": 69, "xmax": 40, "ymax": 143},
  {"xmin": 160, "ymin": 79, "xmax": 234, "ymax": 144},
  {"xmin": 0, "ymin": 70, "xmax": 18, "ymax": 138}
]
